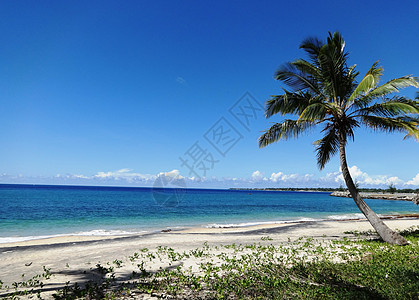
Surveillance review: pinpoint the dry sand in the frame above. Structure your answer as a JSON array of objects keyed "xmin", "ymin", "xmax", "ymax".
[{"xmin": 0, "ymin": 217, "xmax": 417, "ymax": 298}]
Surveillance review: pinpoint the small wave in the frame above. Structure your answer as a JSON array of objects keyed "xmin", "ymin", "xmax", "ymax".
[
  {"xmin": 72, "ymin": 229, "xmax": 146, "ymax": 236},
  {"xmin": 0, "ymin": 229, "xmax": 148, "ymax": 244},
  {"xmin": 327, "ymin": 213, "xmax": 365, "ymax": 220},
  {"xmin": 205, "ymin": 218, "xmax": 320, "ymax": 229},
  {"xmin": 294, "ymin": 217, "xmax": 319, "ymax": 222}
]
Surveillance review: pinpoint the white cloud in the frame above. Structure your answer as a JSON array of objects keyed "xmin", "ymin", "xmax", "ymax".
[
  {"xmin": 1, "ymin": 167, "xmax": 418, "ymax": 188},
  {"xmin": 94, "ymin": 168, "xmax": 155, "ymax": 182},
  {"xmin": 407, "ymin": 173, "xmax": 419, "ymax": 185},
  {"xmin": 157, "ymin": 169, "xmax": 183, "ymax": 180},
  {"xmin": 269, "ymin": 171, "xmax": 284, "ymax": 182},
  {"xmin": 71, "ymin": 174, "xmax": 90, "ymax": 179},
  {"xmin": 334, "ymin": 165, "xmax": 404, "ymax": 187},
  {"xmin": 55, "ymin": 173, "xmax": 90, "ymax": 180},
  {"xmin": 176, "ymin": 76, "xmax": 187, "ymax": 85},
  {"xmin": 153, "ymin": 169, "xmax": 186, "ymax": 188},
  {"xmin": 321, "ymin": 171, "xmax": 342, "ymax": 184},
  {"xmin": 251, "ymin": 170, "xmax": 266, "ymax": 182},
  {"xmin": 348, "ymin": 165, "xmax": 364, "ymax": 178},
  {"xmin": 247, "ymin": 166, "xmax": 415, "ymax": 188},
  {"xmin": 269, "ymin": 171, "xmax": 310, "ymax": 183}
]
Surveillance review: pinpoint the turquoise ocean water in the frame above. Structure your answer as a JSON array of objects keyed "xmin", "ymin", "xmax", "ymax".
[{"xmin": 0, "ymin": 184, "xmax": 417, "ymax": 243}]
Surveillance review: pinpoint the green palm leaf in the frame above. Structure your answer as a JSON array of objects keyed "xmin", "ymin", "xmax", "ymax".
[
  {"xmin": 275, "ymin": 63, "xmax": 322, "ymax": 95},
  {"xmin": 291, "ymin": 59, "xmax": 321, "ymax": 79},
  {"xmin": 366, "ymin": 76, "xmax": 419, "ymax": 98},
  {"xmin": 354, "ymin": 98, "xmax": 419, "ymax": 117},
  {"xmin": 265, "ymin": 90, "xmax": 313, "ymax": 118},
  {"xmin": 347, "ymin": 61, "xmax": 382, "ymax": 104},
  {"xmin": 299, "ymin": 36, "xmax": 323, "ymax": 63},
  {"xmin": 298, "ymin": 102, "xmax": 330, "ymax": 122},
  {"xmin": 361, "ymin": 115, "xmax": 419, "ymax": 140},
  {"xmin": 259, "ymin": 120, "xmax": 314, "ymax": 148},
  {"xmin": 314, "ymin": 126, "xmax": 339, "ymax": 169}
]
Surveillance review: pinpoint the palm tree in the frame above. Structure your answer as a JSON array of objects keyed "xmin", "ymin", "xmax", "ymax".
[{"xmin": 259, "ymin": 32, "xmax": 419, "ymax": 245}]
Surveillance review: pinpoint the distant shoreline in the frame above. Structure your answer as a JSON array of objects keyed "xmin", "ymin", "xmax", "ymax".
[
  {"xmin": 330, "ymin": 191, "xmax": 418, "ymax": 202},
  {"xmin": 230, "ymin": 187, "xmax": 419, "ymax": 202},
  {"xmin": 230, "ymin": 187, "xmax": 419, "ymax": 193},
  {"xmin": 1, "ymin": 183, "xmax": 418, "ymax": 194},
  {"xmin": 230, "ymin": 188, "xmax": 331, "ymax": 193}
]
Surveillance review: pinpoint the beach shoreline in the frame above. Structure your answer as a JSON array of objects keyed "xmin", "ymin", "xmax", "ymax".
[
  {"xmin": 1, "ymin": 216, "xmax": 418, "ymax": 297},
  {"xmin": 1, "ymin": 214, "xmax": 418, "ymax": 248}
]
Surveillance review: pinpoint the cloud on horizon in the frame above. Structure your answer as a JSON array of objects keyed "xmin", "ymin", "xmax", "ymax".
[
  {"xmin": 1, "ymin": 166, "xmax": 419, "ymax": 189},
  {"xmin": 93, "ymin": 168, "xmax": 155, "ymax": 182},
  {"xmin": 407, "ymin": 173, "xmax": 419, "ymax": 186}
]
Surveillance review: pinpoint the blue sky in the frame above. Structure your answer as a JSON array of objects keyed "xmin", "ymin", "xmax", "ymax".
[{"xmin": 0, "ymin": 0, "xmax": 418, "ymax": 188}]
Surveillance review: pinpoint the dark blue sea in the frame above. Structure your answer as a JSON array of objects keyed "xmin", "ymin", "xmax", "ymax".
[{"xmin": 0, "ymin": 184, "xmax": 417, "ymax": 243}]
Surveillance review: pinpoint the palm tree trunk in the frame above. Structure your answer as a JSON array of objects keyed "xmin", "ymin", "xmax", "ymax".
[{"xmin": 339, "ymin": 139, "xmax": 408, "ymax": 245}]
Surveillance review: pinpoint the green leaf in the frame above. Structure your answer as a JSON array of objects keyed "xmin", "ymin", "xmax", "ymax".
[
  {"xmin": 361, "ymin": 115, "xmax": 419, "ymax": 141},
  {"xmin": 298, "ymin": 102, "xmax": 329, "ymax": 122},
  {"xmin": 354, "ymin": 98, "xmax": 419, "ymax": 117},
  {"xmin": 259, "ymin": 120, "xmax": 314, "ymax": 148},
  {"xmin": 347, "ymin": 61, "xmax": 382, "ymax": 104},
  {"xmin": 367, "ymin": 76, "xmax": 419, "ymax": 98},
  {"xmin": 314, "ymin": 127, "xmax": 339, "ymax": 170},
  {"xmin": 275, "ymin": 63, "xmax": 323, "ymax": 95},
  {"xmin": 265, "ymin": 91, "xmax": 312, "ymax": 118}
]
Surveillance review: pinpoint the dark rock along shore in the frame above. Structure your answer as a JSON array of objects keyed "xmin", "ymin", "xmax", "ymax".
[{"xmin": 330, "ymin": 191, "xmax": 418, "ymax": 203}]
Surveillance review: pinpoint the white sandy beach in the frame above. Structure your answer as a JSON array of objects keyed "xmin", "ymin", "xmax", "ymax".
[{"xmin": 0, "ymin": 217, "xmax": 417, "ymax": 298}]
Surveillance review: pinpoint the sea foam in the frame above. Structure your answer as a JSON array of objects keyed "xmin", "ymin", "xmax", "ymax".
[
  {"xmin": 327, "ymin": 213, "xmax": 365, "ymax": 220},
  {"xmin": 0, "ymin": 229, "xmax": 147, "ymax": 244},
  {"xmin": 205, "ymin": 218, "xmax": 320, "ymax": 228}
]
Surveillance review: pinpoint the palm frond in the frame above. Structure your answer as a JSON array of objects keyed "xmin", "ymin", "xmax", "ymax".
[
  {"xmin": 361, "ymin": 115, "xmax": 419, "ymax": 141},
  {"xmin": 347, "ymin": 61, "xmax": 383, "ymax": 104},
  {"xmin": 291, "ymin": 59, "xmax": 321, "ymax": 79},
  {"xmin": 314, "ymin": 126, "xmax": 339, "ymax": 169},
  {"xmin": 346, "ymin": 65, "xmax": 359, "ymax": 87},
  {"xmin": 265, "ymin": 91, "xmax": 313, "ymax": 118},
  {"xmin": 353, "ymin": 97, "xmax": 419, "ymax": 117},
  {"xmin": 366, "ymin": 76, "xmax": 419, "ymax": 99},
  {"xmin": 299, "ymin": 36, "xmax": 324, "ymax": 63},
  {"xmin": 401, "ymin": 115, "xmax": 419, "ymax": 140},
  {"xmin": 317, "ymin": 32, "xmax": 351, "ymax": 103},
  {"xmin": 327, "ymin": 31, "xmax": 346, "ymax": 53},
  {"xmin": 352, "ymin": 77, "xmax": 419, "ymax": 110},
  {"xmin": 259, "ymin": 120, "xmax": 314, "ymax": 148},
  {"xmin": 275, "ymin": 62, "xmax": 322, "ymax": 94},
  {"xmin": 298, "ymin": 102, "xmax": 330, "ymax": 122},
  {"xmin": 338, "ymin": 115, "xmax": 359, "ymax": 142},
  {"xmin": 347, "ymin": 64, "xmax": 358, "ymax": 77}
]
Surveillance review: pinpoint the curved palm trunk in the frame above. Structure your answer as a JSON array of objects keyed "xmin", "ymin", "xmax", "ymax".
[{"xmin": 339, "ymin": 140, "xmax": 408, "ymax": 245}]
